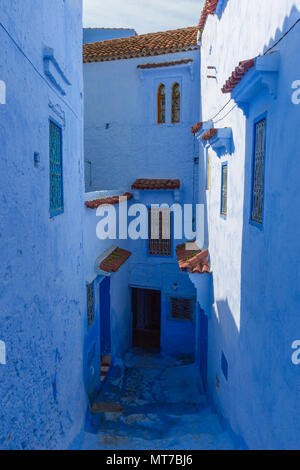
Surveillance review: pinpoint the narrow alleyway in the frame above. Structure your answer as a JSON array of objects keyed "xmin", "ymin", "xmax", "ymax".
[{"xmin": 81, "ymin": 350, "xmax": 235, "ymax": 450}]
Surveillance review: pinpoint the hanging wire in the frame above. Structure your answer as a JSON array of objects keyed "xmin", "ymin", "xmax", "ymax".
[
  {"xmin": 201, "ymin": 16, "xmax": 300, "ymax": 126},
  {"xmin": 263, "ymin": 17, "xmax": 300, "ymax": 55}
]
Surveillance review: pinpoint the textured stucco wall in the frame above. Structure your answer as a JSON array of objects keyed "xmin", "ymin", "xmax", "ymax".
[
  {"xmin": 84, "ymin": 47, "xmax": 200, "ymax": 358},
  {"xmin": 84, "ymin": 189, "xmax": 198, "ymax": 359},
  {"xmin": 84, "ymin": 198, "xmax": 132, "ymax": 368},
  {"xmin": 199, "ymin": 0, "xmax": 300, "ymax": 449},
  {"xmin": 83, "ymin": 49, "xmax": 200, "ymax": 195},
  {"xmin": 0, "ymin": 0, "xmax": 86, "ymax": 450}
]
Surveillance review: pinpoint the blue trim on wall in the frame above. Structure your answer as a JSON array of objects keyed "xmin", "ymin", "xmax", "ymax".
[
  {"xmin": 249, "ymin": 112, "xmax": 267, "ymax": 231},
  {"xmin": 220, "ymin": 161, "xmax": 228, "ymax": 219}
]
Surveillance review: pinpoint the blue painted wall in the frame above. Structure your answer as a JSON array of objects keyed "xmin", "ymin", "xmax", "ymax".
[
  {"xmin": 84, "ymin": 195, "xmax": 132, "ymax": 380},
  {"xmin": 0, "ymin": 0, "xmax": 87, "ymax": 450},
  {"xmin": 84, "ymin": 50, "xmax": 200, "ymax": 193},
  {"xmin": 196, "ymin": 0, "xmax": 300, "ymax": 450},
  {"xmin": 84, "ymin": 45, "xmax": 201, "ymax": 359},
  {"xmin": 83, "ymin": 28, "xmax": 137, "ymax": 44}
]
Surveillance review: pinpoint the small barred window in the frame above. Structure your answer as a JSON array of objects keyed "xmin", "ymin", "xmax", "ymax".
[
  {"xmin": 221, "ymin": 163, "xmax": 228, "ymax": 217},
  {"xmin": 49, "ymin": 120, "xmax": 63, "ymax": 215},
  {"xmin": 251, "ymin": 118, "xmax": 266, "ymax": 224},
  {"xmin": 157, "ymin": 84, "xmax": 166, "ymax": 124},
  {"xmin": 171, "ymin": 298, "xmax": 193, "ymax": 321},
  {"xmin": 149, "ymin": 208, "xmax": 171, "ymax": 256},
  {"xmin": 171, "ymin": 82, "xmax": 180, "ymax": 123}
]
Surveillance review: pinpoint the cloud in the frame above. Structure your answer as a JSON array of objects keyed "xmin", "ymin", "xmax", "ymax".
[{"xmin": 83, "ymin": 0, "xmax": 204, "ymax": 34}]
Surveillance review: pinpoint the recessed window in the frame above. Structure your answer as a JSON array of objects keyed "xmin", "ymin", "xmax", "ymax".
[
  {"xmin": 221, "ymin": 162, "xmax": 228, "ymax": 217},
  {"xmin": 87, "ymin": 282, "xmax": 95, "ymax": 328},
  {"xmin": 171, "ymin": 82, "xmax": 180, "ymax": 123},
  {"xmin": 49, "ymin": 120, "xmax": 63, "ymax": 216},
  {"xmin": 251, "ymin": 118, "xmax": 266, "ymax": 225},
  {"xmin": 157, "ymin": 83, "xmax": 166, "ymax": 124},
  {"xmin": 149, "ymin": 208, "xmax": 171, "ymax": 256},
  {"xmin": 170, "ymin": 297, "xmax": 193, "ymax": 321}
]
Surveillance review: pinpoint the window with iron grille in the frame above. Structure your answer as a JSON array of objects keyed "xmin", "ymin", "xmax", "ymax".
[
  {"xmin": 171, "ymin": 298, "xmax": 193, "ymax": 321},
  {"xmin": 157, "ymin": 83, "xmax": 166, "ymax": 124},
  {"xmin": 49, "ymin": 120, "xmax": 63, "ymax": 215},
  {"xmin": 87, "ymin": 282, "xmax": 95, "ymax": 328},
  {"xmin": 251, "ymin": 118, "xmax": 266, "ymax": 224},
  {"xmin": 221, "ymin": 162, "xmax": 228, "ymax": 217},
  {"xmin": 171, "ymin": 82, "xmax": 180, "ymax": 123},
  {"xmin": 149, "ymin": 208, "xmax": 171, "ymax": 256}
]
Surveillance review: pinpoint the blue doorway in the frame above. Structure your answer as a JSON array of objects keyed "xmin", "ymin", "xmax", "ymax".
[{"xmin": 132, "ymin": 288, "xmax": 161, "ymax": 351}]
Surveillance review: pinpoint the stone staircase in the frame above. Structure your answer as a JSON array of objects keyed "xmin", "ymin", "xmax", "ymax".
[{"xmin": 82, "ymin": 349, "xmax": 235, "ymax": 450}]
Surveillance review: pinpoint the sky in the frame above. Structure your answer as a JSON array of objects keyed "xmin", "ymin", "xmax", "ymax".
[{"xmin": 83, "ymin": 0, "xmax": 205, "ymax": 34}]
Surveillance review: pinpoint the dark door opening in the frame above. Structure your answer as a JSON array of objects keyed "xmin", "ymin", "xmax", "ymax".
[{"xmin": 132, "ymin": 288, "xmax": 161, "ymax": 351}]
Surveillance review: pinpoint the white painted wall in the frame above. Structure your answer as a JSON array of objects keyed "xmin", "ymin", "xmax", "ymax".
[{"xmin": 199, "ymin": 0, "xmax": 300, "ymax": 450}]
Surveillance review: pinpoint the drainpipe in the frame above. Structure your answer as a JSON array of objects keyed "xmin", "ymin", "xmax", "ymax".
[{"xmin": 192, "ymin": 135, "xmax": 199, "ymax": 232}]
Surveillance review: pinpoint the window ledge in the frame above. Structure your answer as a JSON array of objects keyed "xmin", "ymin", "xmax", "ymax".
[
  {"xmin": 201, "ymin": 128, "xmax": 233, "ymax": 157},
  {"xmin": 195, "ymin": 121, "xmax": 214, "ymax": 141},
  {"xmin": 133, "ymin": 188, "xmax": 181, "ymax": 202},
  {"xmin": 209, "ymin": 128, "xmax": 233, "ymax": 157},
  {"xmin": 232, "ymin": 52, "xmax": 280, "ymax": 117}
]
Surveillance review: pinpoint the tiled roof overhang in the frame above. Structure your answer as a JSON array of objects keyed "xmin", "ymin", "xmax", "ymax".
[
  {"xmin": 202, "ymin": 128, "xmax": 217, "ymax": 141},
  {"xmin": 221, "ymin": 53, "xmax": 280, "ymax": 116},
  {"xmin": 221, "ymin": 59, "xmax": 255, "ymax": 93},
  {"xmin": 85, "ymin": 192, "xmax": 133, "ymax": 209},
  {"xmin": 131, "ymin": 179, "xmax": 181, "ymax": 190},
  {"xmin": 191, "ymin": 122, "xmax": 203, "ymax": 134},
  {"xmin": 198, "ymin": 0, "xmax": 220, "ymax": 31},
  {"xmin": 137, "ymin": 59, "xmax": 193, "ymax": 69},
  {"xmin": 176, "ymin": 242, "xmax": 210, "ymax": 274},
  {"xmin": 83, "ymin": 27, "xmax": 199, "ymax": 63},
  {"xmin": 100, "ymin": 247, "xmax": 132, "ymax": 273}
]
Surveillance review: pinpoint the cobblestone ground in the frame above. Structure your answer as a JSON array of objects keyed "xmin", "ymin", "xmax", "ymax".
[{"xmin": 81, "ymin": 349, "xmax": 235, "ymax": 450}]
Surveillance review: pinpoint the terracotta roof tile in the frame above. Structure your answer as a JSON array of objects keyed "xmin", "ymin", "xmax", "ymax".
[
  {"xmin": 176, "ymin": 242, "xmax": 210, "ymax": 274},
  {"xmin": 221, "ymin": 58, "xmax": 256, "ymax": 93},
  {"xmin": 84, "ymin": 27, "xmax": 135, "ymax": 31},
  {"xmin": 137, "ymin": 59, "xmax": 193, "ymax": 69},
  {"xmin": 85, "ymin": 192, "xmax": 133, "ymax": 209},
  {"xmin": 191, "ymin": 122, "xmax": 203, "ymax": 134},
  {"xmin": 202, "ymin": 128, "xmax": 217, "ymax": 141},
  {"xmin": 131, "ymin": 179, "xmax": 180, "ymax": 190},
  {"xmin": 198, "ymin": 0, "xmax": 220, "ymax": 31},
  {"xmin": 83, "ymin": 27, "xmax": 199, "ymax": 63},
  {"xmin": 100, "ymin": 247, "xmax": 132, "ymax": 273}
]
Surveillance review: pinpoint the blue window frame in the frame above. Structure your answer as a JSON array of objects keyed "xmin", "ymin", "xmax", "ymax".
[
  {"xmin": 220, "ymin": 162, "xmax": 228, "ymax": 218},
  {"xmin": 49, "ymin": 119, "xmax": 63, "ymax": 216},
  {"xmin": 251, "ymin": 117, "xmax": 266, "ymax": 225}
]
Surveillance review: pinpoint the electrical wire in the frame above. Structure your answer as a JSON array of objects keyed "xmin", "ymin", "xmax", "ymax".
[{"xmin": 202, "ymin": 16, "xmax": 300, "ymax": 126}]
